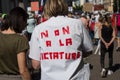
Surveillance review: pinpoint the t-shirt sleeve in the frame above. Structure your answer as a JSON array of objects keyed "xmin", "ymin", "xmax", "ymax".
[
  {"xmin": 16, "ymin": 36, "xmax": 29, "ymax": 53},
  {"xmin": 29, "ymin": 28, "xmax": 41, "ymax": 61},
  {"xmin": 81, "ymin": 23, "xmax": 93, "ymax": 52}
]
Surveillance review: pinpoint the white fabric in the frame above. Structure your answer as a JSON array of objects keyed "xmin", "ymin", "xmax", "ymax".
[
  {"xmin": 94, "ymin": 14, "xmax": 100, "ymax": 23},
  {"xmin": 94, "ymin": 40, "xmax": 101, "ymax": 55},
  {"xmin": 27, "ymin": 18, "xmax": 36, "ymax": 33},
  {"xmin": 29, "ymin": 16, "xmax": 93, "ymax": 80},
  {"xmin": 70, "ymin": 63, "xmax": 90, "ymax": 80},
  {"xmin": 94, "ymin": 25, "xmax": 99, "ymax": 39}
]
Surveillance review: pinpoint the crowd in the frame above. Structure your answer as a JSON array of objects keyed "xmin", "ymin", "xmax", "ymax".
[{"xmin": 0, "ymin": 0, "xmax": 120, "ymax": 80}]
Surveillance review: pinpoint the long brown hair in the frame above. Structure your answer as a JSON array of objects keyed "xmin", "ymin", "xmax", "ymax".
[{"xmin": 43, "ymin": 0, "xmax": 68, "ymax": 19}]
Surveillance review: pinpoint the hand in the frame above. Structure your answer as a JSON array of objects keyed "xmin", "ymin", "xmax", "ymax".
[
  {"xmin": 106, "ymin": 42, "xmax": 111, "ymax": 49},
  {"xmin": 107, "ymin": 43, "xmax": 111, "ymax": 47},
  {"xmin": 104, "ymin": 43, "xmax": 109, "ymax": 49}
]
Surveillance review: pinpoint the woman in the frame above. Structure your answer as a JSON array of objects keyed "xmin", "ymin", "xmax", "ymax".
[
  {"xmin": 94, "ymin": 17, "xmax": 103, "ymax": 55},
  {"xmin": 99, "ymin": 15, "xmax": 116, "ymax": 77},
  {"xmin": 0, "ymin": 7, "xmax": 31, "ymax": 80},
  {"xmin": 29, "ymin": 0, "xmax": 93, "ymax": 80}
]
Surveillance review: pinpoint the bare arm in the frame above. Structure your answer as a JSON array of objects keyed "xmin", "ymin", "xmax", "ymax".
[
  {"xmin": 98, "ymin": 24, "xmax": 109, "ymax": 48},
  {"xmin": 108, "ymin": 27, "xmax": 116, "ymax": 45},
  {"xmin": 17, "ymin": 52, "xmax": 31, "ymax": 80},
  {"xmin": 98, "ymin": 25, "xmax": 106, "ymax": 44},
  {"xmin": 32, "ymin": 59, "xmax": 40, "ymax": 70}
]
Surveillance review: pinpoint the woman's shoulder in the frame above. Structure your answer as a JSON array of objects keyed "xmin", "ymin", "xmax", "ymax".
[
  {"xmin": 16, "ymin": 34, "xmax": 28, "ymax": 41},
  {"xmin": 9, "ymin": 34, "xmax": 28, "ymax": 42}
]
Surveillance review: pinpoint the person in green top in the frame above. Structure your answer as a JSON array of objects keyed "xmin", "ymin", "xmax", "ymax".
[{"xmin": 0, "ymin": 7, "xmax": 31, "ymax": 80}]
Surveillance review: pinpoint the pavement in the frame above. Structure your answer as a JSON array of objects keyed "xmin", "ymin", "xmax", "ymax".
[{"xmin": 85, "ymin": 40, "xmax": 120, "ymax": 80}]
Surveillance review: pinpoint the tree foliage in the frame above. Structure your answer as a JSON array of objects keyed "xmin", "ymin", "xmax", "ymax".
[{"xmin": 73, "ymin": 3, "xmax": 83, "ymax": 11}]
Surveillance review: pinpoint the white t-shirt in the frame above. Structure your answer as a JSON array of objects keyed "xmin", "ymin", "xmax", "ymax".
[
  {"xmin": 94, "ymin": 14, "xmax": 100, "ymax": 23},
  {"xmin": 27, "ymin": 18, "xmax": 36, "ymax": 33},
  {"xmin": 29, "ymin": 16, "xmax": 93, "ymax": 80},
  {"xmin": 94, "ymin": 25, "xmax": 99, "ymax": 39}
]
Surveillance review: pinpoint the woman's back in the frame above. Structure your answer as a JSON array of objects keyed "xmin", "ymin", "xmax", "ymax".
[
  {"xmin": 29, "ymin": 16, "xmax": 93, "ymax": 80},
  {"xmin": 0, "ymin": 33, "xmax": 29, "ymax": 74}
]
